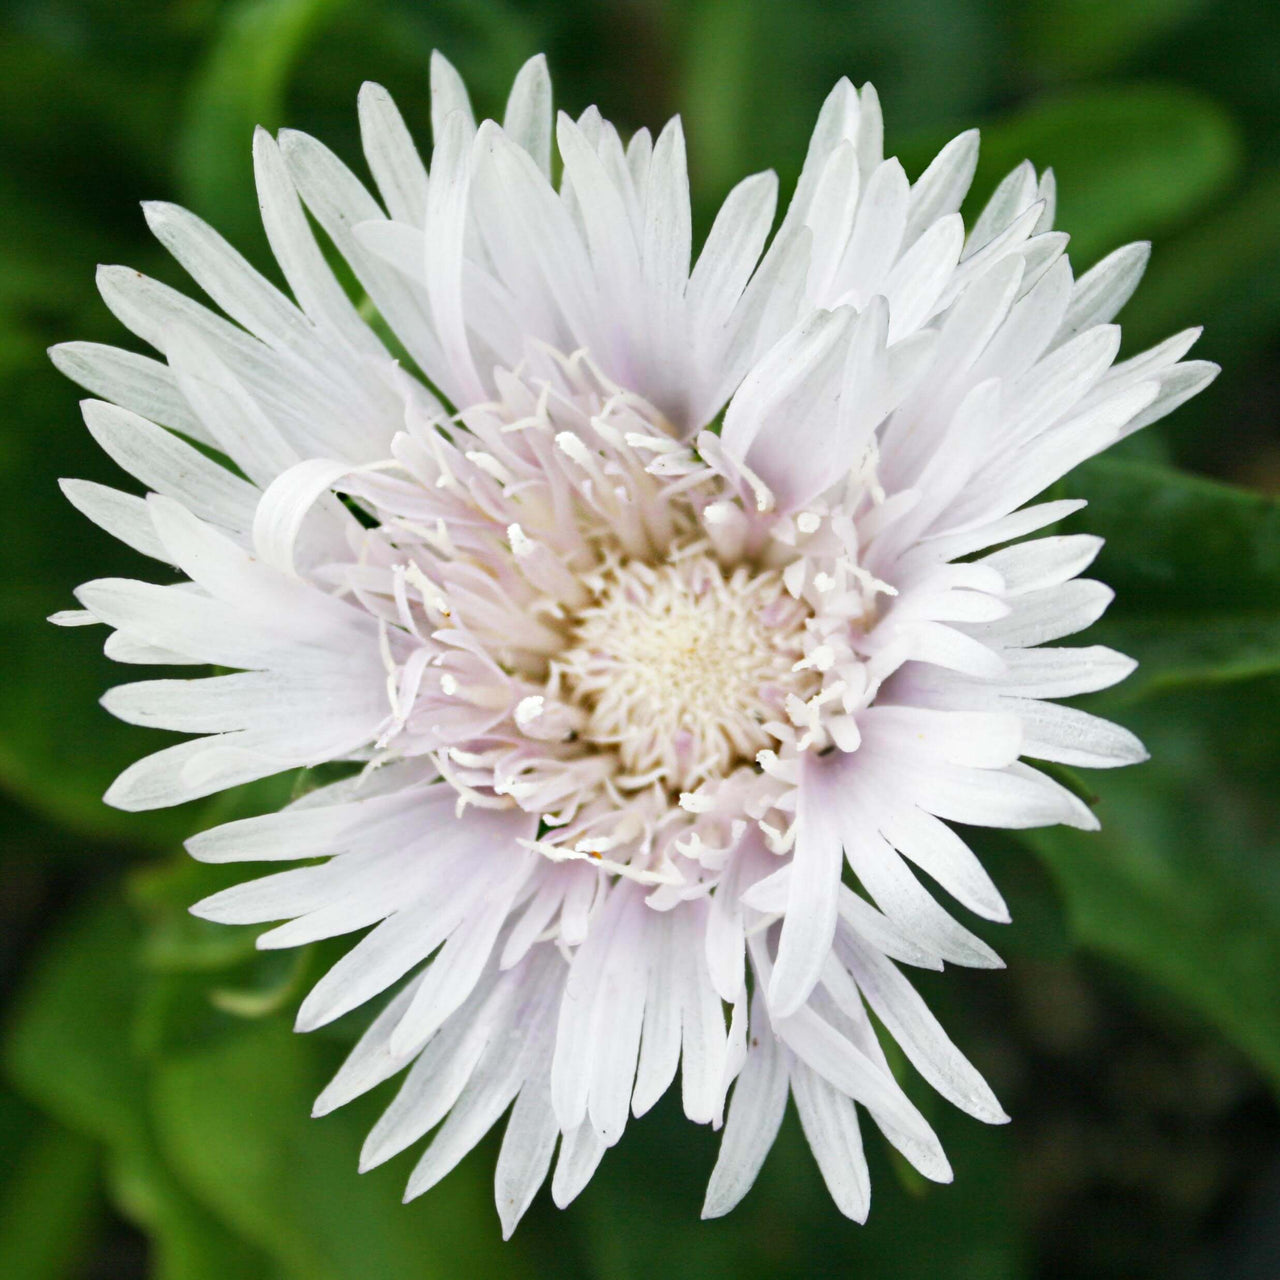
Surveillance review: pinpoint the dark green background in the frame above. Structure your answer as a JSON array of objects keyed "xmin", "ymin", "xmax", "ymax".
[{"xmin": 2, "ymin": 0, "xmax": 1280, "ymax": 1276}]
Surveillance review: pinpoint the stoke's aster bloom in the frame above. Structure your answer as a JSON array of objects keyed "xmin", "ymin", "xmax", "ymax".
[{"xmin": 53, "ymin": 53, "xmax": 1215, "ymax": 1233}]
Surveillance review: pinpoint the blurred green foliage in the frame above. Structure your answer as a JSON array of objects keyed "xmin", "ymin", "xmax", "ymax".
[{"xmin": 1, "ymin": 0, "xmax": 1279, "ymax": 1277}]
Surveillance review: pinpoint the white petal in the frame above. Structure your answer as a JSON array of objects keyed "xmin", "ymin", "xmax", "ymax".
[
  {"xmin": 975, "ymin": 255, "xmax": 1074, "ymax": 383},
  {"xmin": 904, "ymin": 129, "xmax": 979, "ymax": 245},
  {"xmin": 252, "ymin": 457, "xmax": 357, "ymax": 576},
  {"xmin": 188, "ymin": 786, "xmax": 436, "ymax": 863},
  {"xmin": 632, "ymin": 910, "xmax": 682, "ymax": 1117},
  {"xmin": 702, "ymin": 991, "xmax": 789, "ymax": 1218},
  {"xmin": 980, "ymin": 534, "xmax": 1103, "ymax": 595},
  {"xmin": 404, "ymin": 1055, "xmax": 528, "ymax": 1201},
  {"xmin": 279, "ymin": 128, "xmax": 446, "ymax": 384},
  {"xmin": 49, "ymin": 610, "xmax": 99, "ymax": 627},
  {"xmin": 987, "ymin": 645, "xmax": 1137, "ymax": 698},
  {"xmin": 143, "ymin": 200, "xmax": 313, "ymax": 353},
  {"xmin": 878, "ymin": 803, "xmax": 1009, "ymax": 923},
  {"xmin": 831, "ymin": 158, "xmax": 909, "ymax": 305},
  {"xmin": 166, "ymin": 329, "xmax": 299, "ymax": 487},
  {"xmin": 861, "ymin": 706, "xmax": 1023, "ymax": 770},
  {"xmin": 1001, "ymin": 324, "xmax": 1122, "ymax": 450},
  {"xmin": 769, "ymin": 754, "xmax": 846, "ymax": 1017},
  {"xmin": 501, "ymin": 872, "xmax": 569, "ymax": 970},
  {"xmin": 358, "ymin": 82, "xmax": 429, "ymax": 226},
  {"xmin": 430, "ymin": 50, "xmax": 475, "ymax": 145},
  {"xmin": 679, "ymin": 901, "xmax": 730, "ymax": 1125},
  {"xmin": 146, "ymin": 496, "xmax": 360, "ymax": 640},
  {"xmin": 50, "ymin": 342, "xmax": 211, "ymax": 445},
  {"xmin": 361, "ymin": 999, "xmax": 493, "ymax": 1169},
  {"xmin": 905, "ymin": 758, "xmax": 1099, "ymax": 831},
  {"xmin": 700, "ymin": 226, "xmax": 812, "ymax": 421},
  {"xmin": 556, "ymin": 113, "xmax": 642, "ymax": 304},
  {"xmin": 781, "ymin": 79, "xmax": 859, "ymax": 240},
  {"xmin": 1121, "ymin": 359, "xmax": 1219, "ymax": 437},
  {"xmin": 78, "ymin": 578, "xmax": 296, "ymax": 671},
  {"xmin": 297, "ymin": 901, "xmax": 461, "ymax": 1033},
  {"xmin": 312, "ymin": 975, "xmax": 427, "ymax": 1116},
  {"xmin": 103, "ymin": 668, "xmax": 373, "ymax": 736},
  {"xmin": 847, "ymin": 824, "xmax": 1003, "ymax": 968},
  {"xmin": 503, "ymin": 54, "xmax": 553, "ymax": 178},
  {"xmin": 81, "ymin": 399, "xmax": 258, "ymax": 535},
  {"xmin": 61, "ymin": 479, "xmax": 167, "ymax": 561},
  {"xmin": 425, "ymin": 110, "xmax": 485, "ymax": 404},
  {"xmin": 705, "ymin": 867, "xmax": 747, "ymax": 1004},
  {"xmin": 495, "ymin": 1073, "xmax": 558, "ymax": 1238},
  {"xmin": 838, "ymin": 939, "xmax": 1006, "ymax": 1123},
  {"xmin": 764, "ymin": 972, "xmax": 948, "ymax": 1183},
  {"xmin": 472, "ymin": 121, "xmax": 598, "ymax": 353},
  {"xmin": 804, "ymin": 142, "xmax": 860, "ymax": 298},
  {"xmin": 550, "ymin": 889, "xmax": 612, "ymax": 1130},
  {"xmin": 969, "ymin": 578, "xmax": 1114, "ymax": 648},
  {"xmin": 855, "ymin": 83, "xmax": 883, "ymax": 174},
  {"xmin": 1035, "ymin": 167, "xmax": 1058, "ymax": 231},
  {"xmin": 891, "ymin": 621, "xmax": 1006, "ymax": 679},
  {"xmin": 689, "ymin": 173, "xmax": 778, "ymax": 348},
  {"xmin": 721, "ymin": 305, "xmax": 857, "ymax": 508},
  {"xmin": 1058, "ymin": 241, "xmax": 1150, "ymax": 340},
  {"xmin": 391, "ymin": 868, "xmax": 531, "ymax": 1054},
  {"xmin": 790, "ymin": 1059, "xmax": 870, "ymax": 1222},
  {"xmin": 253, "ymin": 128, "xmax": 389, "ymax": 360},
  {"xmin": 1012, "ymin": 699, "xmax": 1148, "ymax": 768},
  {"xmin": 550, "ymin": 1121, "xmax": 608, "ymax": 1209},
  {"xmin": 836, "ymin": 893, "xmax": 943, "ymax": 971},
  {"xmin": 642, "ymin": 117, "xmax": 693, "ymax": 389},
  {"xmin": 881, "ymin": 212, "xmax": 963, "ymax": 341},
  {"xmin": 103, "ymin": 733, "xmax": 297, "ymax": 811},
  {"xmin": 191, "ymin": 851, "xmax": 384, "ymax": 925},
  {"xmin": 102, "ymin": 631, "xmax": 192, "ymax": 665},
  {"xmin": 967, "ymin": 160, "xmax": 1037, "ymax": 254},
  {"xmin": 916, "ymin": 502, "xmax": 1085, "ymax": 568},
  {"xmin": 587, "ymin": 916, "xmax": 649, "ymax": 1145}
]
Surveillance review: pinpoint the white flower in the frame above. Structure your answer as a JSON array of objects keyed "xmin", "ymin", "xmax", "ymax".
[{"xmin": 52, "ymin": 52, "xmax": 1217, "ymax": 1235}]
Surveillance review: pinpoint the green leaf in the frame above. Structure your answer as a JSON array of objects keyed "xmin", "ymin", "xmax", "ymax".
[
  {"xmin": 0, "ymin": 26, "xmax": 175, "ymax": 210},
  {"xmin": 1063, "ymin": 457, "xmax": 1280, "ymax": 702},
  {"xmin": 567, "ymin": 1086, "xmax": 1022, "ymax": 1280},
  {"xmin": 970, "ymin": 85, "xmax": 1240, "ymax": 265},
  {"xmin": 0, "ymin": 366, "xmax": 300, "ymax": 842},
  {"xmin": 678, "ymin": 0, "xmax": 1001, "ymax": 222},
  {"xmin": 1026, "ymin": 681, "xmax": 1280, "ymax": 1089},
  {"xmin": 7, "ymin": 884, "xmax": 519, "ymax": 1278},
  {"xmin": 129, "ymin": 851, "xmax": 265, "ymax": 975},
  {"xmin": 150, "ymin": 1018, "xmax": 527, "ymax": 1280},
  {"xmin": 209, "ymin": 948, "xmax": 313, "ymax": 1020},
  {"xmin": 178, "ymin": 0, "xmax": 349, "ymax": 245},
  {"xmin": 3, "ymin": 895, "xmax": 280, "ymax": 1280},
  {"xmin": 1124, "ymin": 167, "xmax": 1280, "ymax": 357},
  {"xmin": 680, "ymin": 0, "xmax": 759, "ymax": 211},
  {"xmin": 5, "ymin": 896, "xmax": 148, "ymax": 1148},
  {"xmin": 106, "ymin": 1144, "xmax": 280, "ymax": 1280},
  {"xmin": 0, "ymin": 1102, "xmax": 101, "ymax": 1280},
  {"xmin": 1017, "ymin": 0, "xmax": 1208, "ymax": 80},
  {"xmin": 0, "ymin": 356, "xmax": 186, "ymax": 844}
]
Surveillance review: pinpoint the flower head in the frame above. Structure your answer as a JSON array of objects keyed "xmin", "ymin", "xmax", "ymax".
[{"xmin": 54, "ymin": 52, "xmax": 1216, "ymax": 1234}]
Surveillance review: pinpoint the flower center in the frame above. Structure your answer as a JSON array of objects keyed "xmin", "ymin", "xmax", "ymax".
[{"xmin": 557, "ymin": 553, "xmax": 814, "ymax": 791}]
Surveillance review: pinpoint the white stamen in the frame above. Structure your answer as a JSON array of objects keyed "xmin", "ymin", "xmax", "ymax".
[
  {"xmin": 794, "ymin": 644, "xmax": 836, "ymax": 673},
  {"xmin": 515, "ymin": 695, "xmax": 544, "ymax": 728}
]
